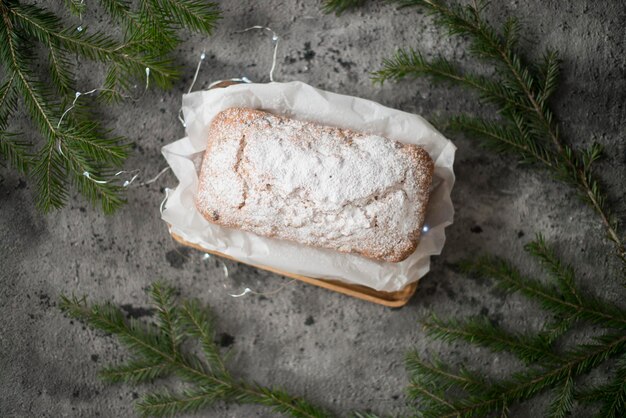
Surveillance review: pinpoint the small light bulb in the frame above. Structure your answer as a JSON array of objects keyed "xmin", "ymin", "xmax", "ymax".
[
  {"xmin": 423, "ymin": 225, "xmax": 429, "ymax": 233},
  {"xmin": 200, "ymin": 52, "xmax": 206, "ymax": 60}
]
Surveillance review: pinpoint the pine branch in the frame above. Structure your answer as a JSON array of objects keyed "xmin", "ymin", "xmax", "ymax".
[
  {"xmin": 540, "ymin": 313, "xmax": 577, "ymax": 346},
  {"xmin": 11, "ymin": 4, "xmax": 121, "ymax": 62},
  {"xmin": 0, "ymin": 73, "xmax": 30, "ymax": 172},
  {"xmin": 382, "ymin": 0, "xmax": 625, "ymax": 265},
  {"xmin": 447, "ymin": 115, "xmax": 554, "ymax": 166},
  {"xmin": 178, "ymin": 299, "xmax": 227, "ymax": 376},
  {"xmin": 524, "ymin": 234, "xmax": 582, "ymax": 305},
  {"xmin": 63, "ymin": 0, "xmax": 86, "ymax": 16},
  {"xmin": 31, "ymin": 142, "xmax": 69, "ymax": 210},
  {"xmin": 134, "ymin": 0, "xmax": 180, "ymax": 54},
  {"xmin": 154, "ymin": 0, "xmax": 220, "ymax": 34},
  {"xmin": 98, "ymin": 0, "xmax": 163, "ymax": 54},
  {"xmin": 98, "ymin": 0, "xmax": 133, "ymax": 21},
  {"xmin": 432, "ymin": 235, "xmax": 626, "ymax": 416},
  {"xmin": 547, "ymin": 373, "xmax": 574, "ymax": 418},
  {"xmin": 100, "ymin": 64, "xmax": 131, "ymax": 103},
  {"xmin": 460, "ymin": 253, "xmax": 626, "ymax": 329},
  {"xmin": 322, "ymin": 0, "xmax": 368, "ymax": 15},
  {"xmin": 536, "ymin": 50, "xmax": 561, "ymax": 106},
  {"xmin": 149, "ymin": 282, "xmax": 183, "ymax": 355},
  {"xmin": 501, "ymin": 17, "xmax": 520, "ymax": 51},
  {"xmin": 65, "ymin": 151, "xmax": 126, "ymax": 213},
  {"xmin": 0, "ymin": 131, "xmax": 31, "ymax": 173},
  {"xmin": 137, "ymin": 388, "xmax": 223, "ymax": 417},
  {"xmin": 373, "ymin": 49, "xmax": 534, "ymax": 114},
  {"xmin": 351, "ymin": 413, "xmax": 386, "ymax": 418},
  {"xmin": 407, "ymin": 332, "xmax": 626, "ymax": 417},
  {"xmin": 59, "ymin": 284, "xmax": 334, "ymax": 418},
  {"xmin": 59, "ymin": 295, "xmax": 172, "ymax": 363},
  {"xmin": 404, "ymin": 235, "xmax": 626, "ymax": 416},
  {"xmin": 575, "ymin": 354, "xmax": 626, "ymax": 418},
  {"xmin": 406, "ymin": 352, "xmax": 490, "ymax": 394},
  {"xmin": 64, "ymin": 127, "xmax": 128, "ymax": 167},
  {"xmin": 10, "ymin": 4, "xmax": 177, "ymax": 88},
  {"xmin": 406, "ymin": 382, "xmax": 462, "ymax": 418},
  {"xmin": 0, "ymin": 73, "xmax": 18, "ymax": 126},
  {"xmin": 253, "ymin": 384, "xmax": 335, "ymax": 418},
  {"xmin": 1, "ymin": 23, "xmax": 126, "ymax": 211},
  {"xmin": 99, "ymin": 359, "xmax": 172, "ymax": 384},
  {"xmin": 0, "ymin": 0, "xmax": 221, "ymax": 212},
  {"xmin": 0, "ymin": 6, "xmax": 124, "ymax": 211},
  {"xmin": 422, "ymin": 315, "xmax": 560, "ymax": 365},
  {"xmin": 0, "ymin": 22, "xmax": 58, "ymax": 138},
  {"xmin": 46, "ymin": 38, "xmax": 74, "ymax": 95}
]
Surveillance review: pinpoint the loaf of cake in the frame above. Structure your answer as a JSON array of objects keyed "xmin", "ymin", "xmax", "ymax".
[{"xmin": 195, "ymin": 108, "xmax": 434, "ymax": 262}]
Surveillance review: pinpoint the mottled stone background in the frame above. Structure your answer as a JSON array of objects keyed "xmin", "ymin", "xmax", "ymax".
[{"xmin": 1, "ymin": 1, "xmax": 625, "ymax": 416}]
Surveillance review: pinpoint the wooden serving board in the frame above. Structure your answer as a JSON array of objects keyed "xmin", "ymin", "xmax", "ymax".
[
  {"xmin": 170, "ymin": 231, "xmax": 418, "ymax": 307},
  {"xmin": 169, "ymin": 80, "xmax": 419, "ymax": 307}
]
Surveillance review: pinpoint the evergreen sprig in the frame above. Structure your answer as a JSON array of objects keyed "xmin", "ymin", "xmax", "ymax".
[
  {"xmin": 0, "ymin": 0, "xmax": 220, "ymax": 212},
  {"xmin": 60, "ymin": 282, "xmax": 333, "ymax": 418},
  {"xmin": 322, "ymin": 0, "xmax": 368, "ymax": 15},
  {"xmin": 373, "ymin": 0, "xmax": 625, "ymax": 266},
  {"xmin": 402, "ymin": 236, "xmax": 626, "ymax": 418},
  {"xmin": 413, "ymin": 236, "xmax": 626, "ymax": 417}
]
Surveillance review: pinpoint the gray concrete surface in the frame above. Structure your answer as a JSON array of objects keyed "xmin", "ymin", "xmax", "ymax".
[{"xmin": 1, "ymin": 0, "xmax": 625, "ymax": 417}]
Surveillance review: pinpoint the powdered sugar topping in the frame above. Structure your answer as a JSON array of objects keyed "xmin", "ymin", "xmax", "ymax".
[{"xmin": 196, "ymin": 108, "xmax": 433, "ymax": 262}]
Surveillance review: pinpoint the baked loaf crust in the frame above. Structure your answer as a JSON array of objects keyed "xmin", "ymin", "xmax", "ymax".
[{"xmin": 196, "ymin": 108, "xmax": 434, "ymax": 262}]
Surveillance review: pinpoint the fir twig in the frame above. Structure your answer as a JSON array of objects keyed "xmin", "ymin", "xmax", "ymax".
[
  {"xmin": 406, "ymin": 332, "xmax": 626, "ymax": 417},
  {"xmin": 405, "ymin": 353, "xmax": 490, "ymax": 394},
  {"xmin": 99, "ymin": 359, "xmax": 172, "ymax": 384},
  {"xmin": 155, "ymin": 0, "xmax": 221, "ymax": 34},
  {"xmin": 178, "ymin": 299, "xmax": 228, "ymax": 376},
  {"xmin": 419, "ymin": 234, "xmax": 626, "ymax": 416},
  {"xmin": 0, "ymin": 72, "xmax": 31, "ymax": 172},
  {"xmin": 0, "ymin": 131, "xmax": 31, "ymax": 173},
  {"xmin": 373, "ymin": 50, "xmax": 535, "ymax": 114},
  {"xmin": 63, "ymin": 0, "xmax": 86, "ymax": 16},
  {"xmin": 460, "ymin": 254, "xmax": 626, "ymax": 330},
  {"xmin": 0, "ymin": 0, "xmax": 220, "ymax": 212},
  {"xmin": 59, "ymin": 283, "xmax": 333, "ymax": 418},
  {"xmin": 0, "ymin": 14, "xmax": 124, "ymax": 212},
  {"xmin": 547, "ymin": 373, "xmax": 574, "ymax": 418},
  {"xmin": 422, "ymin": 315, "xmax": 561, "ymax": 364},
  {"xmin": 375, "ymin": 0, "xmax": 625, "ymax": 265},
  {"xmin": 575, "ymin": 354, "xmax": 626, "ymax": 418},
  {"xmin": 322, "ymin": 0, "xmax": 368, "ymax": 15}
]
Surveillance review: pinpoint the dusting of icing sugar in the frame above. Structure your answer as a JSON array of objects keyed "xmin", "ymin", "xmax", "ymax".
[
  {"xmin": 196, "ymin": 108, "xmax": 434, "ymax": 262},
  {"xmin": 203, "ymin": 136, "xmax": 244, "ymax": 208}
]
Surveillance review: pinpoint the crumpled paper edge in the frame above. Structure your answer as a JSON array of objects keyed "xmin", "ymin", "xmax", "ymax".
[{"xmin": 161, "ymin": 81, "xmax": 456, "ymax": 292}]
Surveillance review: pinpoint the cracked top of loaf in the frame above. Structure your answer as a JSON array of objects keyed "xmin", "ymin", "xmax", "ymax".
[{"xmin": 195, "ymin": 107, "xmax": 434, "ymax": 263}]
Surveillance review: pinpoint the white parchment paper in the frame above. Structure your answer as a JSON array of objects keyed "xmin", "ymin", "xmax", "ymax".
[{"xmin": 161, "ymin": 81, "xmax": 456, "ymax": 292}]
